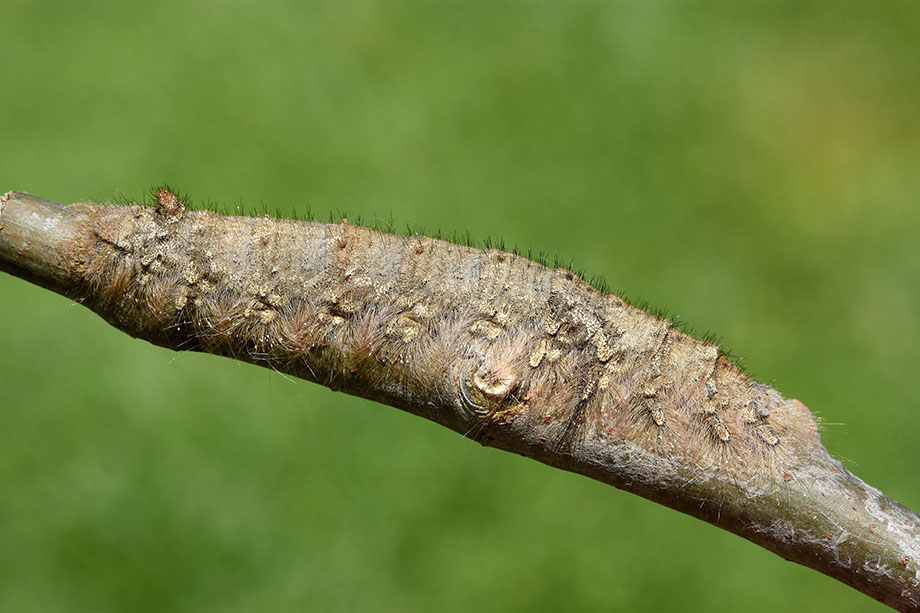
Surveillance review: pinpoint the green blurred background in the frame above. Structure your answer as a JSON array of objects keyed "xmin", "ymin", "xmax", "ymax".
[{"xmin": 1, "ymin": 1, "xmax": 918, "ymax": 611}]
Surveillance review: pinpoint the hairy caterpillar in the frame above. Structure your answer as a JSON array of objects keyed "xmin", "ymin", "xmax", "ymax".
[{"xmin": 1, "ymin": 189, "xmax": 917, "ymax": 610}]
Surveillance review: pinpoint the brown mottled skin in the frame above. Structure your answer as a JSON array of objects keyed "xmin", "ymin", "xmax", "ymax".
[{"xmin": 1, "ymin": 190, "xmax": 918, "ymax": 610}]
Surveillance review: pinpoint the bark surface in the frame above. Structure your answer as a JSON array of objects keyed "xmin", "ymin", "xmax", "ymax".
[{"xmin": 1, "ymin": 190, "xmax": 918, "ymax": 610}]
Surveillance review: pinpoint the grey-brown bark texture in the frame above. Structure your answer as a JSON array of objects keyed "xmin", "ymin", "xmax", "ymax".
[{"xmin": 1, "ymin": 189, "xmax": 918, "ymax": 610}]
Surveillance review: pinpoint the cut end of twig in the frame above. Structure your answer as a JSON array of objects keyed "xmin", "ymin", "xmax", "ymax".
[{"xmin": 0, "ymin": 191, "xmax": 14, "ymax": 230}]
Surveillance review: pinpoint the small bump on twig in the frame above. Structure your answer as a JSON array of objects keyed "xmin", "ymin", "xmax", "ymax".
[{"xmin": 155, "ymin": 188, "xmax": 185, "ymax": 221}]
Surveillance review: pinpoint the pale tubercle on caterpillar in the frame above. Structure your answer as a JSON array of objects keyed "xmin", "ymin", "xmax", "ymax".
[{"xmin": 0, "ymin": 189, "xmax": 917, "ymax": 610}]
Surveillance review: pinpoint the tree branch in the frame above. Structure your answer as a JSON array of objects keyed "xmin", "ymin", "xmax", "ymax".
[{"xmin": 1, "ymin": 190, "xmax": 918, "ymax": 610}]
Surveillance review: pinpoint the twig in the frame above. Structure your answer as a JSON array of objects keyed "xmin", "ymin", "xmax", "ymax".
[{"xmin": 1, "ymin": 190, "xmax": 917, "ymax": 610}]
